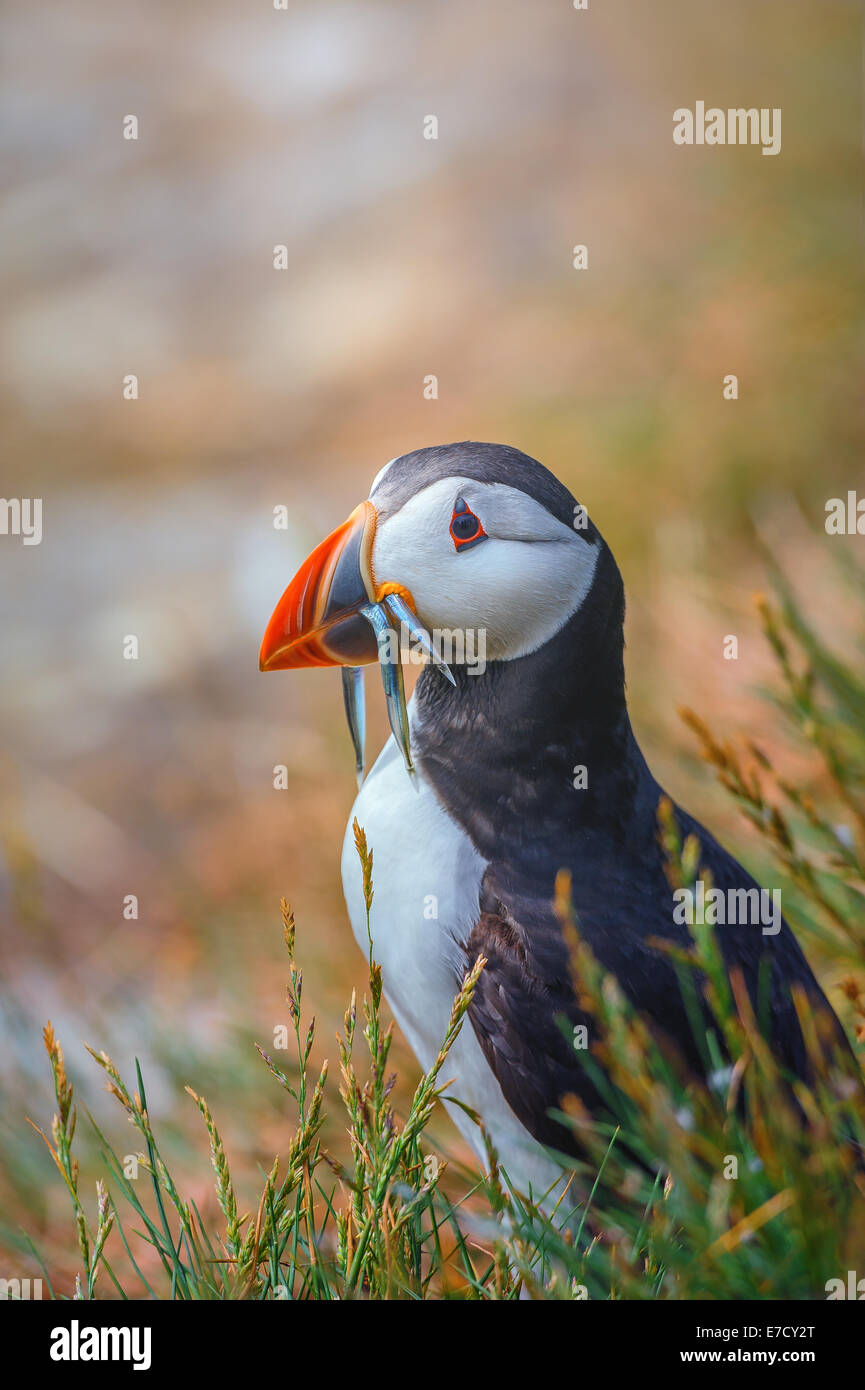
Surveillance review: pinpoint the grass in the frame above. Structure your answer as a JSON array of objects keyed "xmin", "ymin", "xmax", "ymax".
[{"xmin": 19, "ymin": 569, "xmax": 865, "ymax": 1299}]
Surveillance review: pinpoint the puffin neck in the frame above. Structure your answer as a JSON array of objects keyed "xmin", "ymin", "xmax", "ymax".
[{"xmin": 412, "ymin": 549, "xmax": 656, "ymax": 863}]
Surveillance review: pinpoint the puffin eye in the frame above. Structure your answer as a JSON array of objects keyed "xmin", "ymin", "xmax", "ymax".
[{"xmin": 449, "ymin": 497, "xmax": 487, "ymax": 552}]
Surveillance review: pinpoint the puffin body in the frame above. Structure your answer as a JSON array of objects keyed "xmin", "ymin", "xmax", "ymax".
[
  {"xmin": 342, "ymin": 698, "xmax": 566, "ymax": 1193},
  {"xmin": 261, "ymin": 442, "xmax": 853, "ymax": 1191}
]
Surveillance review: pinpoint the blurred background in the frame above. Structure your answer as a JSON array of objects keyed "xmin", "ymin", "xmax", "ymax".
[{"xmin": 0, "ymin": 0, "xmax": 862, "ymax": 1290}]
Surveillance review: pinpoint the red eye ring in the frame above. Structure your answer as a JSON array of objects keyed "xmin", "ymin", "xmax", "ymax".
[{"xmin": 450, "ymin": 497, "xmax": 487, "ymax": 552}]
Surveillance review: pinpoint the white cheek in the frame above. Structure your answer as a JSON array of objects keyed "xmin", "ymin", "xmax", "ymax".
[
  {"xmin": 450, "ymin": 538, "xmax": 599, "ymax": 659},
  {"xmin": 373, "ymin": 494, "xmax": 458, "ymax": 619},
  {"xmin": 373, "ymin": 503, "xmax": 599, "ymax": 661}
]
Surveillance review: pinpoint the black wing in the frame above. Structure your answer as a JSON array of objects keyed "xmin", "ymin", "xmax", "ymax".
[{"xmin": 464, "ymin": 809, "xmax": 854, "ymax": 1157}]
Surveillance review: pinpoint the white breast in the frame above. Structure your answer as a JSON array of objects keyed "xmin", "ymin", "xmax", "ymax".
[{"xmin": 341, "ymin": 699, "xmax": 566, "ymax": 1199}]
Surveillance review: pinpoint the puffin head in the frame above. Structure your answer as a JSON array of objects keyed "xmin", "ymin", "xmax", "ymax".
[
  {"xmin": 260, "ymin": 442, "xmax": 623, "ymax": 778},
  {"xmin": 259, "ymin": 441, "xmax": 607, "ymax": 673}
]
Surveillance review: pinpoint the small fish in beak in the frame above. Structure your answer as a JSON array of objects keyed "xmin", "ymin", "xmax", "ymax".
[
  {"xmin": 341, "ymin": 666, "xmax": 366, "ymax": 788},
  {"xmin": 260, "ymin": 502, "xmax": 454, "ymax": 781}
]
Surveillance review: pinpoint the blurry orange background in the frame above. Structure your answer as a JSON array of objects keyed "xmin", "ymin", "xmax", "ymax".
[{"xmin": 0, "ymin": 0, "xmax": 861, "ymax": 1289}]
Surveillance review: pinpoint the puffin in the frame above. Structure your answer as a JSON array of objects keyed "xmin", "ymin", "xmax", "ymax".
[{"xmin": 259, "ymin": 441, "xmax": 854, "ymax": 1197}]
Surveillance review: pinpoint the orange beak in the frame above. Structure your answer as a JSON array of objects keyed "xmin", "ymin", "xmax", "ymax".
[{"xmin": 259, "ymin": 501, "xmax": 380, "ymax": 671}]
